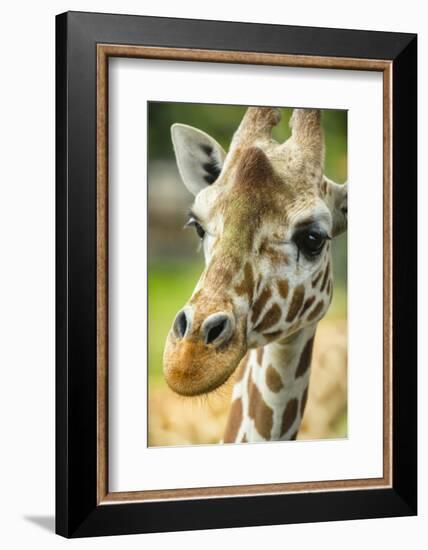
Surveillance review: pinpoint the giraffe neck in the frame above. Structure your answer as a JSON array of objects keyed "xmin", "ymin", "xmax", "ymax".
[{"xmin": 223, "ymin": 325, "xmax": 316, "ymax": 443}]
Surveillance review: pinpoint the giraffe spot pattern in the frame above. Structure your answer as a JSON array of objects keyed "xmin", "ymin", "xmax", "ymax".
[
  {"xmin": 251, "ymin": 286, "xmax": 272, "ymax": 325},
  {"xmin": 248, "ymin": 375, "xmax": 274, "ymax": 439},
  {"xmin": 234, "ymin": 262, "xmax": 255, "ymax": 302},
  {"xmin": 300, "ymin": 295, "xmax": 316, "ymax": 317},
  {"xmin": 286, "ymin": 284, "xmax": 305, "ymax": 322},
  {"xmin": 307, "ymin": 300, "xmax": 325, "ymax": 322},
  {"xmin": 320, "ymin": 263, "xmax": 330, "ymax": 292},
  {"xmin": 281, "ymin": 398, "xmax": 298, "ymax": 437},
  {"xmin": 255, "ymin": 303, "xmax": 281, "ymax": 332},
  {"xmin": 223, "ymin": 398, "xmax": 243, "ymax": 443},
  {"xmin": 265, "ymin": 364, "xmax": 284, "ymax": 392},
  {"xmin": 277, "ymin": 279, "xmax": 289, "ymax": 299},
  {"xmin": 295, "ymin": 337, "xmax": 315, "ymax": 378},
  {"xmin": 312, "ymin": 270, "xmax": 323, "ymax": 288}
]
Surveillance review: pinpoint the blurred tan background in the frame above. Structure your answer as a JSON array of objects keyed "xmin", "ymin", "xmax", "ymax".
[{"xmin": 147, "ymin": 103, "xmax": 347, "ymax": 446}]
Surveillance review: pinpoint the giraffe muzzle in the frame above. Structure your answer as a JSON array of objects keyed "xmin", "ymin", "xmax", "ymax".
[{"xmin": 163, "ymin": 306, "xmax": 246, "ymax": 396}]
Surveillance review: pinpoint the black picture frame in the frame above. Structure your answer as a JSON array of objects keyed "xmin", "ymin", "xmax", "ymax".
[{"xmin": 56, "ymin": 11, "xmax": 417, "ymax": 538}]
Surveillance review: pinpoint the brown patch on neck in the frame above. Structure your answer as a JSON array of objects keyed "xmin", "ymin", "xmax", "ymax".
[
  {"xmin": 255, "ymin": 303, "xmax": 281, "ymax": 332},
  {"xmin": 223, "ymin": 397, "xmax": 243, "ymax": 443},
  {"xmin": 295, "ymin": 337, "xmax": 315, "ymax": 378},
  {"xmin": 251, "ymin": 286, "xmax": 272, "ymax": 325},
  {"xmin": 247, "ymin": 376, "xmax": 273, "ymax": 440},
  {"xmin": 277, "ymin": 279, "xmax": 289, "ymax": 300},
  {"xmin": 281, "ymin": 398, "xmax": 298, "ymax": 437},
  {"xmin": 300, "ymin": 295, "xmax": 316, "ymax": 317},
  {"xmin": 265, "ymin": 364, "xmax": 284, "ymax": 392},
  {"xmin": 307, "ymin": 300, "xmax": 325, "ymax": 322},
  {"xmin": 286, "ymin": 285, "xmax": 305, "ymax": 322}
]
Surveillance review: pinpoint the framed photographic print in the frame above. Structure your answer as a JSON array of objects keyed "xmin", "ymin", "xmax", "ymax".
[{"xmin": 56, "ymin": 11, "xmax": 417, "ymax": 538}]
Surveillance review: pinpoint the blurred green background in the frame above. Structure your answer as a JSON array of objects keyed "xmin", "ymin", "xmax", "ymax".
[{"xmin": 148, "ymin": 103, "xmax": 347, "ymax": 384}]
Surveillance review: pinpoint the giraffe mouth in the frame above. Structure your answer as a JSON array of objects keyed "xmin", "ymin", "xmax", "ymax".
[{"xmin": 164, "ymin": 362, "xmax": 236, "ymax": 397}]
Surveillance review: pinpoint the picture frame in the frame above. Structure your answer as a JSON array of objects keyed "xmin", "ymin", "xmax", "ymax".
[{"xmin": 56, "ymin": 10, "xmax": 417, "ymax": 538}]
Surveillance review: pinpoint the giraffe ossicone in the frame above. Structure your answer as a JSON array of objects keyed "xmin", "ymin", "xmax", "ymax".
[{"xmin": 163, "ymin": 107, "xmax": 347, "ymax": 442}]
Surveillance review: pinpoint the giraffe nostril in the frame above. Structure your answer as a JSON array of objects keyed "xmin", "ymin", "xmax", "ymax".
[
  {"xmin": 173, "ymin": 309, "xmax": 189, "ymax": 339},
  {"xmin": 206, "ymin": 319, "xmax": 227, "ymax": 344},
  {"xmin": 202, "ymin": 313, "xmax": 233, "ymax": 346}
]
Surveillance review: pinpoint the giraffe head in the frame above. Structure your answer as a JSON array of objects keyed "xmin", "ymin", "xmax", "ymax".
[{"xmin": 163, "ymin": 107, "xmax": 347, "ymax": 396}]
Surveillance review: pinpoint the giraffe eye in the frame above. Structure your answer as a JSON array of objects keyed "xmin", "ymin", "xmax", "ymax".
[
  {"xmin": 186, "ymin": 218, "xmax": 206, "ymax": 239},
  {"xmin": 293, "ymin": 228, "xmax": 329, "ymax": 258}
]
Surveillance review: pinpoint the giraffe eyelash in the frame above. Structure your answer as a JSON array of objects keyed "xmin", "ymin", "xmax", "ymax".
[{"xmin": 184, "ymin": 217, "xmax": 206, "ymax": 239}]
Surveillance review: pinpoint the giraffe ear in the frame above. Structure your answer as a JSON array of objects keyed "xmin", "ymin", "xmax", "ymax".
[
  {"xmin": 324, "ymin": 177, "xmax": 347, "ymax": 237},
  {"xmin": 171, "ymin": 124, "xmax": 226, "ymax": 196}
]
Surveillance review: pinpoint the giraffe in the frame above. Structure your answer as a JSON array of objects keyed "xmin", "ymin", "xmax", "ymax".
[{"xmin": 162, "ymin": 106, "xmax": 347, "ymax": 443}]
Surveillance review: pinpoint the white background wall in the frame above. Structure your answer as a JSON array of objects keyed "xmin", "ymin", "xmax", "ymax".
[{"xmin": 0, "ymin": 1, "xmax": 424, "ymax": 547}]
